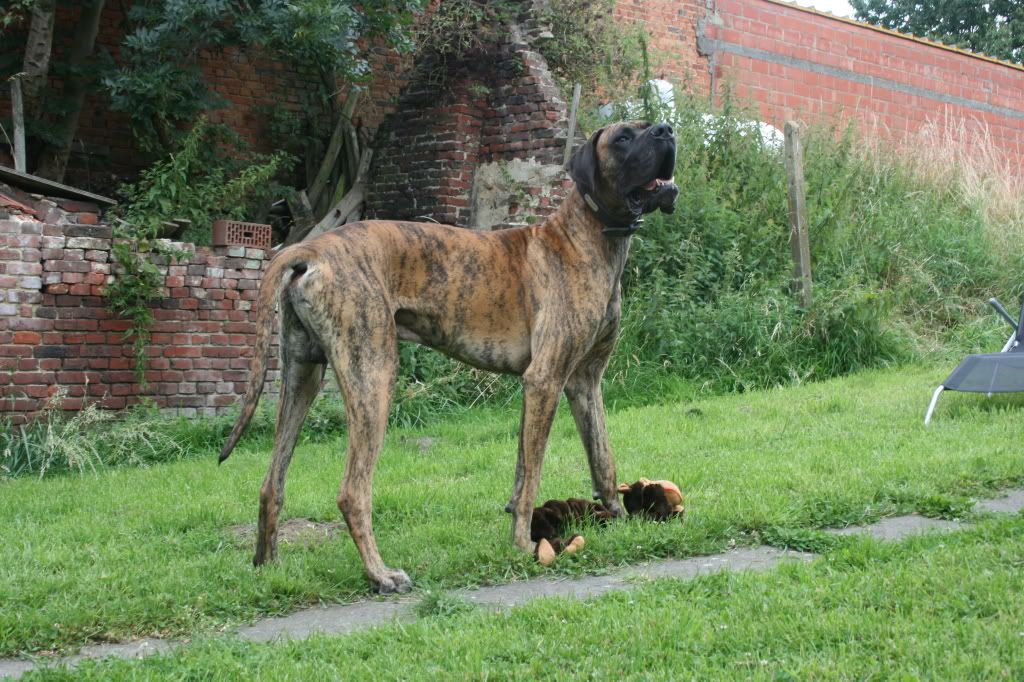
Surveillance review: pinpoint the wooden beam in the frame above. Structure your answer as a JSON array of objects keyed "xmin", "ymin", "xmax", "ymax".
[
  {"xmin": 784, "ymin": 121, "xmax": 812, "ymax": 308},
  {"xmin": 308, "ymin": 90, "xmax": 360, "ymax": 212},
  {"xmin": 304, "ymin": 149, "xmax": 374, "ymax": 242},
  {"xmin": 562, "ymin": 83, "xmax": 582, "ymax": 167},
  {"xmin": 10, "ymin": 77, "xmax": 26, "ymax": 173},
  {"xmin": 283, "ymin": 189, "xmax": 316, "ymax": 246},
  {"xmin": 0, "ymin": 165, "xmax": 116, "ymax": 206}
]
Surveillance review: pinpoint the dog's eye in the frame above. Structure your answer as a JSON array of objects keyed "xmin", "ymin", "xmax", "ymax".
[{"xmin": 615, "ymin": 135, "xmax": 630, "ymax": 145}]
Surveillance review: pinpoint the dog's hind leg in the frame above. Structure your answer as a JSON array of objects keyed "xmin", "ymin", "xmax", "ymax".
[
  {"xmin": 253, "ymin": 353, "xmax": 325, "ymax": 566},
  {"xmin": 328, "ymin": 304, "xmax": 409, "ymax": 594}
]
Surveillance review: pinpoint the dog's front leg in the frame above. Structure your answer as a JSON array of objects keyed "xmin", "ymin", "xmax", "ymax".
[
  {"xmin": 505, "ymin": 450, "xmax": 525, "ymax": 513},
  {"xmin": 565, "ymin": 357, "xmax": 625, "ymax": 518},
  {"xmin": 510, "ymin": 371, "xmax": 565, "ymax": 553}
]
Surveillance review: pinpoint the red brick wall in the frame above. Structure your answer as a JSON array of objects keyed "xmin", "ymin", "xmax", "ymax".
[
  {"xmin": 0, "ymin": 202, "xmax": 278, "ymax": 425},
  {"xmin": 620, "ymin": 0, "xmax": 1024, "ymax": 165},
  {"xmin": 615, "ymin": 0, "xmax": 711, "ymax": 93}
]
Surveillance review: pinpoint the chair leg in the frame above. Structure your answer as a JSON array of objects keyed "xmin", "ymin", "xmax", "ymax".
[{"xmin": 924, "ymin": 385, "xmax": 944, "ymax": 426}]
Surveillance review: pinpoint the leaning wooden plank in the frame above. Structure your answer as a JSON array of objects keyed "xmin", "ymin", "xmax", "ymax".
[
  {"xmin": 11, "ymin": 77, "xmax": 26, "ymax": 173},
  {"xmin": 303, "ymin": 149, "xmax": 373, "ymax": 242},
  {"xmin": 283, "ymin": 189, "xmax": 316, "ymax": 246},
  {"xmin": 0, "ymin": 165, "xmax": 116, "ymax": 205},
  {"xmin": 308, "ymin": 91, "xmax": 360, "ymax": 211}
]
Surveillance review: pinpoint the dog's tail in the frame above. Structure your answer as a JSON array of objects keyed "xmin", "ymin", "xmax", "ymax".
[{"xmin": 218, "ymin": 244, "xmax": 318, "ymax": 464}]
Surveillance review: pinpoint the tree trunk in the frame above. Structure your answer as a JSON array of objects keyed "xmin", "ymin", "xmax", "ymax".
[
  {"xmin": 20, "ymin": 0, "xmax": 56, "ymax": 122},
  {"xmin": 34, "ymin": 0, "xmax": 105, "ymax": 182}
]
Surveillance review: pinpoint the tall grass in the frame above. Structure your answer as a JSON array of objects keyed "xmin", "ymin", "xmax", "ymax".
[
  {"xmin": 612, "ymin": 93, "xmax": 1023, "ymax": 392},
  {"xmin": 0, "ymin": 391, "xmax": 189, "ymax": 478}
]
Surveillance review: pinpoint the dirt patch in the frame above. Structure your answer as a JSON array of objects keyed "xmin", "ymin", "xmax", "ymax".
[
  {"xmin": 227, "ymin": 518, "xmax": 347, "ymax": 548},
  {"xmin": 400, "ymin": 436, "xmax": 439, "ymax": 454}
]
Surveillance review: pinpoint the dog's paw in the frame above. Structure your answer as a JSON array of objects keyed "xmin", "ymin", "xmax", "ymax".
[
  {"xmin": 371, "ymin": 568, "xmax": 413, "ymax": 594},
  {"xmin": 536, "ymin": 538, "xmax": 557, "ymax": 566},
  {"xmin": 602, "ymin": 499, "xmax": 627, "ymax": 519}
]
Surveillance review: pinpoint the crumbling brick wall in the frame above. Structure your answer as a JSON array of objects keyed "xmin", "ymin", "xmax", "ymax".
[
  {"xmin": 0, "ymin": 199, "xmax": 278, "ymax": 425},
  {"xmin": 366, "ymin": 24, "xmax": 575, "ymax": 230}
]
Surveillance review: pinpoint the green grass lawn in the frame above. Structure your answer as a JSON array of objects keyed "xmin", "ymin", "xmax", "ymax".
[
  {"xmin": 3, "ymin": 364, "xmax": 1024, "ymax": 659},
  {"xmin": 30, "ymin": 516, "xmax": 1024, "ymax": 680}
]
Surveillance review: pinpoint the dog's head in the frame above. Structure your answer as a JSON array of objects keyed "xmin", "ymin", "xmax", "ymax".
[{"xmin": 569, "ymin": 120, "xmax": 678, "ymax": 229}]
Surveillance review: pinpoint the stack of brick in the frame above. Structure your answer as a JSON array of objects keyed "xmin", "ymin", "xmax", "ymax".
[{"xmin": 0, "ymin": 200, "xmax": 276, "ymax": 425}]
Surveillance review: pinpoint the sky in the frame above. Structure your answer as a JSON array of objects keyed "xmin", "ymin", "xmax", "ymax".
[{"xmin": 789, "ymin": 0, "xmax": 856, "ymax": 18}]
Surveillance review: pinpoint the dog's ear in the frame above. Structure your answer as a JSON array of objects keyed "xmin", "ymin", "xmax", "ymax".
[
  {"xmin": 619, "ymin": 481, "xmax": 647, "ymax": 516},
  {"xmin": 568, "ymin": 127, "xmax": 604, "ymax": 197}
]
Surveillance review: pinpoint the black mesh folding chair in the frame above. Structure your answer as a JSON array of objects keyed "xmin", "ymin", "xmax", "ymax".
[{"xmin": 925, "ymin": 297, "xmax": 1024, "ymax": 425}]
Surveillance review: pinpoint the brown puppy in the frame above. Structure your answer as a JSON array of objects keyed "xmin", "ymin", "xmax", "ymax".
[{"xmin": 219, "ymin": 121, "xmax": 678, "ymax": 594}]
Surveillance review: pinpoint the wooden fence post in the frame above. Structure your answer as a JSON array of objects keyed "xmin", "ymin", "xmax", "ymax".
[
  {"xmin": 784, "ymin": 120, "xmax": 812, "ymax": 308},
  {"xmin": 10, "ymin": 77, "xmax": 26, "ymax": 173},
  {"xmin": 563, "ymin": 83, "xmax": 582, "ymax": 167}
]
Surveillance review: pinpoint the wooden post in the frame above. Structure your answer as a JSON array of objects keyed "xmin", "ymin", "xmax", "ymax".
[
  {"xmin": 784, "ymin": 121, "xmax": 812, "ymax": 308},
  {"xmin": 283, "ymin": 190, "xmax": 315, "ymax": 246},
  {"xmin": 562, "ymin": 83, "xmax": 582, "ymax": 167},
  {"xmin": 10, "ymin": 77, "xmax": 26, "ymax": 173}
]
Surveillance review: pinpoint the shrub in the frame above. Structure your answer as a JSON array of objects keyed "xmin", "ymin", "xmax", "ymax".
[
  {"xmin": 113, "ymin": 117, "xmax": 288, "ymax": 246},
  {"xmin": 611, "ymin": 90, "xmax": 1020, "ymax": 392}
]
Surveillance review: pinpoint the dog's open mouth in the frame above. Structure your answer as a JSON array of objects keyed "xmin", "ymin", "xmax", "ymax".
[
  {"xmin": 639, "ymin": 176, "xmax": 675, "ymax": 192},
  {"xmin": 628, "ymin": 171, "xmax": 679, "ymax": 216}
]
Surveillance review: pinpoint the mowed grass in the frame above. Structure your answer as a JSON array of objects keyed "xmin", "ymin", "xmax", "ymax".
[
  {"xmin": 29, "ymin": 515, "xmax": 1024, "ymax": 680},
  {"xmin": 3, "ymin": 364, "xmax": 1024, "ymax": 657}
]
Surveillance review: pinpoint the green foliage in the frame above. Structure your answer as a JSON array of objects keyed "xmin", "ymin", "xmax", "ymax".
[
  {"xmin": 415, "ymin": 0, "xmax": 520, "ymax": 61},
  {"xmin": 537, "ymin": 0, "xmax": 648, "ymax": 97},
  {"xmin": 612, "ymin": 91, "xmax": 1019, "ymax": 392},
  {"xmin": 414, "ymin": 591, "xmax": 476, "ymax": 619},
  {"xmin": 105, "ymin": 236, "xmax": 189, "ymax": 384},
  {"xmin": 102, "ymin": 1, "xmax": 228, "ymax": 150},
  {"xmin": 850, "ymin": 0, "xmax": 1023, "ymax": 64},
  {"xmin": 114, "ymin": 117, "xmax": 286, "ymax": 245},
  {"xmin": 0, "ymin": 0, "xmax": 35, "ymax": 32},
  {"xmin": 105, "ymin": 0, "xmax": 424, "ymax": 151}
]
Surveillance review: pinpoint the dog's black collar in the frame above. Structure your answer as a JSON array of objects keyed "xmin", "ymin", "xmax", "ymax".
[{"xmin": 581, "ymin": 192, "xmax": 643, "ymax": 238}]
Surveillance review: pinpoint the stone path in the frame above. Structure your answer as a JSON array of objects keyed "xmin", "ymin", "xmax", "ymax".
[{"xmin": 3, "ymin": 489, "xmax": 1023, "ymax": 679}]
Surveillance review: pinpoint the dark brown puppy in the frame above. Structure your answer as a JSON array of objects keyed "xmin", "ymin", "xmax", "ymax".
[{"xmin": 219, "ymin": 121, "xmax": 678, "ymax": 594}]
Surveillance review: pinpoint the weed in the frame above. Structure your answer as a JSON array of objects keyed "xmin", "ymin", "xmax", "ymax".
[{"xmin": 414, "ymin": 591, "xmax": 476, "ymax": 619}]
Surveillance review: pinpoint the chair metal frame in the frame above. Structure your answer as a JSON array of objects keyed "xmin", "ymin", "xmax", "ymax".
[{"xmin": 925, "ymin": 298, "xmax": 1024, "ymax": 426}]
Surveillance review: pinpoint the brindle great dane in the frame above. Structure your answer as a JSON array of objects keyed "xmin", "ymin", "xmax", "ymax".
[{"xmin": 219, "ymin": 120, "xmax": 678, "ymax": 594}]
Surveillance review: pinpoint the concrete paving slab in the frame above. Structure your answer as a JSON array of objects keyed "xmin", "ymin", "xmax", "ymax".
[
  {"xmin": 627, "ymin": 547, "xmax": 816, "ymax": 581},
  {"xmin": 0, "ymin": 661, "xmax": 35, "ymax": 680},
  {"xmin": 975, "ymin": 489, "xmax": 1024, "ymax": 514},
  {"xmin": 826, "ymin": 514, "xmax": 964, "ymax": 540},
  {"xmin": 236, "ymin": 598, "xmax": 417, "ymax": 643},
  {"xmin": 0, "ymin": 638, "xmax": 175, "ymax": 680},
  {"xmin": 460, "ymin": 547, "xmax": 814, "ymax": 610}
]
